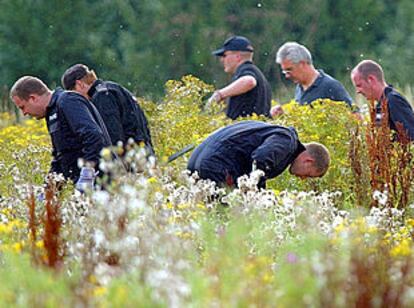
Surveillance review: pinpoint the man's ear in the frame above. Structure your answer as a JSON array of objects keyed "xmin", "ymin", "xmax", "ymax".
[
  {"xmin": 28, "ymin": 94, "xmax": 38, "ymax": 102},
  {"xmin": 367, "ymin": 74, "xmax": 377, "ymax": 84},
  {"xmin": 304, "ymin": 152, "xmax": 315, "ymax": 164},
  {"xmin": 74, "ymin": 79, "xmax": 82, "ymax": 90}
]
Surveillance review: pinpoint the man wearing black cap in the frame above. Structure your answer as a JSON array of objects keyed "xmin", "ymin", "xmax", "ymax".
[
  {"xmin": 209, "ymin": 36, "xmax": 272, "ymax": 120},
  {"xmin": 62, "ymin": 64, "xmax": 154, "ymax": 155}
]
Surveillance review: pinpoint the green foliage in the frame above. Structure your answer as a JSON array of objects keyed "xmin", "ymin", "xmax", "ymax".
[
  {"xmin": 381, "ymin": 0, "xmax": 414, "ymax": 84},
  {"xmin": 0, "ymin": 118, "xmax": 51, "ymax": 196},
  {"xmin": 0, "ymin": 252, "xmax": 73, "ymax": 307},
  {"xmin": 268, "ymin": 100, "xmax": 359, "ymax": 195},
  {"xmin": 273, "ymin": 236, "xmax": 332, "ymax": 307},
  {"xmin": 149, "ymin": 75, "xmax": 229, "ymax": 162},
  {"xmin": 1, "ymin": 0, "xmax": 412, "ymax": 99},
  {"xmin": 2, "ymin": 75, "xmax": 414, "ymax": 306},
  {"xmin": 98, "ymin": 277, "xmax": 164, "ymax": 307},
  {"xmin": 188, "ymin": 213, "xmax": 277, "ymax": 306},
  {"xmin": 0, "ymin": 0, "xmax": 95, "ymax": 87}
]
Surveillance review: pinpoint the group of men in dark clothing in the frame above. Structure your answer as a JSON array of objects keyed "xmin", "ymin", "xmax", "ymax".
[
  {"xmin": 9, "ymin": 35, "xmax": 414, "ymax": 191},
  {"xmin": 10, "ymin": 65, "xmax": 153, "ymax": 191},
  {"xmin": 190, "ymin": 37, "xmax": 414, "ymax": 187}
]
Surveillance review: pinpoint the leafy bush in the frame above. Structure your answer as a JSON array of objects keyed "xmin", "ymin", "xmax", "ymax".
[{"xmin": 268, "ymin": 100, "xmax": 359, "ymax": 195}]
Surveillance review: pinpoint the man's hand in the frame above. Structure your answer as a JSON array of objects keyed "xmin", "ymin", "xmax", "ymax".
[
  {"xmin": 75, "ymin": 167, "xmax": 96, "ymax": 193},
  {"xmin": 270, "ymin": 105, "xmax": 284, "ymax": 117},
  {"xmin": 207, "ymin": 90, "xmax": 223, "ymax": 105}
]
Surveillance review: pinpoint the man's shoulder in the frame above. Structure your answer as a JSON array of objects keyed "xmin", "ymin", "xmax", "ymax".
[
  {"xmin": 94, "ymin": 80, "xmax": 126, "ymax": 97},
  {"xmin": 235, "ymin": 61, "xmax": 262, "ymax": 77},
  {"xmin": 316, "ymin": 70, "xmax": 351, "ymax": 99},
  {"xmin": 299, "ymin": 70, "xmax": 352, "ymax": 105},
  {"xmin": 58, "ymin": 91, "xmax": 88, "ymax": 108},
  {"xmin": 386, "ymin": 86, "xmax": 407, "ymax": 100},
  {"xmin": 60, "ymin": 90, "xmax": 86, "ymax": 100},
  {"xmin": 318, "ymin": 71, "xmax": 344, "ymax": 88},
  {"xmin": 386, "ymin": 87, "xmax": 411, "ymax": 108},
  {"xmin": 93, "ymin": 81, "xmax": 111, "ymax": 94}
]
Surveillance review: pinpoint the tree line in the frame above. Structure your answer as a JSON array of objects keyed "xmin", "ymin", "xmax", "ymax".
[{"xmin": 0, "ymin": 0, "xmax": 413, "ymax": 100}]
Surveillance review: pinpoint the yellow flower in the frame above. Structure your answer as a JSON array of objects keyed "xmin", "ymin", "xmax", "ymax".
[
  {"xmin": 12, "ymin": 242, "xmax": 23, "ymax": 253},
  {"xmin": 35, "ymin": 240, "xmax": 44, "ymax": 249},
  {"xmin": 147, "ymin": 177, "xmax": 157, "ymax": 184},
  {"xmin": 101, "ymin": 148, "xmax": 112, "ymax": 160},
  {"xmin": 406, "ymin": 219, "xmax": 414, "ymax": 227},
  {"xmin": 390, "ymin": 239, "xmax": 411, "ymax": 257},
  {"xmin": 93, "ymin": 286, "xmax": 107, "ymax": 297}
]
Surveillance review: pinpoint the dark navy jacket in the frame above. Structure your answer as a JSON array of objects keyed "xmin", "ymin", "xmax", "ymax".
[
  {"xmin": 227, "ymin": 61, "xmax": 272, "ymax": 120},
  {"xmin": 187, "ymin": 121, "xmax": 305, "ymax": 186},
  {"xmin": 376, "ymin": 85, "xmax": 414, "ymax": 140},
  {"xmin": 88, "ymin": 80, "xmax": 153, "ymax": 153},
  {"xmin": 46, "ymin": 88, "xmax": 111, "ymax": 182},
  {"xmin": 295, "ymin": 70, "xmax": 353, "ymax": 107}
]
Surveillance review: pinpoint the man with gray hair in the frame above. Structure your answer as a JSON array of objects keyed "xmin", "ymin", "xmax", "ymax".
[{"xmin": 271, "ymin": 42, "xmax": 353, "ymax": 116}]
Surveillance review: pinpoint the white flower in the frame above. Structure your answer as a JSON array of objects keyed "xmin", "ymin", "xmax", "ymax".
[
  {"xmin": 93, "ymin": 230, "xmax": 106, "ymax": 247},
  {"xmin": 372, "ymin": 190, "xmax": 388, "ymax": 206}
]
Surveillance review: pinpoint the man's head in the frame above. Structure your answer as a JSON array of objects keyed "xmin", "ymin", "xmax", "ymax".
[
  {"xmin": 276, "ymin": 42, "xmax": 313, "ymax": 84},
  {"xmin": 212, "ymin": 36, "xmax": 254, "ymax": 74},
  {"xmin": 351, "ymin": 60, "xmax": 386, "ymax": 101},
  {"xmin": 61, "ymin": 64, "xmax": 97, "ymax": 98},
  {"xmin": 10, "ymin": 76, "xmax": 51, "ymax": 119},
  {"xmin": 289, "ymin": 142, "xmax": 330, "ymax": 179}
]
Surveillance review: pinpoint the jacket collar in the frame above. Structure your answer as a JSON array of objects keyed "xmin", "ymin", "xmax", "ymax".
[
  {"xmin": 47, "ymin": 87, "xmax": 64, "ymax": 110},
  {"xmin": 87, "ymin": 79, "xmax": 104, "ymax": 98}
]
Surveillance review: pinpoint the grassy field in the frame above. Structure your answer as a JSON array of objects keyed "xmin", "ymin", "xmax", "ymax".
[{"xmin": 0, "ymin": 76, "xmax": 414, "ymax": 307}]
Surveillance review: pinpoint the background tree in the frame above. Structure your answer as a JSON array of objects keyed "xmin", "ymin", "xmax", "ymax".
[{"xmin": 0, "ymin": 0, "xmax": 412, "ymax": 102}]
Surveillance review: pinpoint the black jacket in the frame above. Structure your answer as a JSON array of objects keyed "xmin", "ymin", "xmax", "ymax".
[
  {"xmin": 88, "ymin": 80, "xmax": 153, "ymax": 153},
  {"xmin": 187, "ymin": 121, "xmax": 305, "ymax": 186},
  {"xmin": 46, "ymin": 88, "xmax": 110, "ymax": 182},
  {"xmin": 377, "ymin": 85, "xmax": 414, "ymax": 140}
]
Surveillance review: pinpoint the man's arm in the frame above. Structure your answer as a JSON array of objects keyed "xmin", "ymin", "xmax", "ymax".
[
  {"xmin": 49, "ymin": 149, "xmax": 62, "ymax": 175},
  {"xmin": 251, "ymin": 134, "xmax": 294, "ymax": 179},
  {"xmin": 270, "ymin": 105, "xmax": 284, "ymax": 117},
  {"xmin": 120, "ymin": 93, "xmax": 152, "ymax": 146},
  {"xmin": 92, "ymin": 91, "xmax": 123, "ymax": 145},
  {"xmin": 209, "ymin": 76, "xmax": 257, "ymax": 103},
  {"xmin": 388, "ymin": 95, "xmax": 414, "ymax": 140},
  {"xmin": 60, "ymin": 95, "xmax": 107, "ymax": 166}
]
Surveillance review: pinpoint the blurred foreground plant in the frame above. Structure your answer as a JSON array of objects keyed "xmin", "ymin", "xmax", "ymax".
[{"xmin": 349, "ymin": 98, "xmax": 414, "ymax": 209}]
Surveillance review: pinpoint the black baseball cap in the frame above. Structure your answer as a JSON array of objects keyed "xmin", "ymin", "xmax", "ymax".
[
  {"xmin": 212, "ymin": 36, "xmax": 254, "ymax": 56},
  {"xmin": 61, "ymin": 64, "xmax": 89, "ymax": 90}
]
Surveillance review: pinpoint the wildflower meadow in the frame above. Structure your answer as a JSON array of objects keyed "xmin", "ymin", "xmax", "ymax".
[{"xmin": 1, "ymin": 76, "xmax": 414, "ymax": 307}]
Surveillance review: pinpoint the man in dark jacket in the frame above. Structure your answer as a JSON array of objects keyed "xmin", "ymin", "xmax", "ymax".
[
  {"xmin": 61, "ymin": 64, "xmax": 153, "ymax": 154},
  {"xmin": 187, "ymin": 121, "xmax": 330, "ymax": 187},
  {"xmin": 208, "ymin": 36, "xmax": 272, "ymax": 120},
  {"xmin": 351, "ymin": 59, "xmax": 414, "ymax": 141},
  {"xmin": 10, "ymin": 76, "xmax": 111, "ymax": 190}
]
